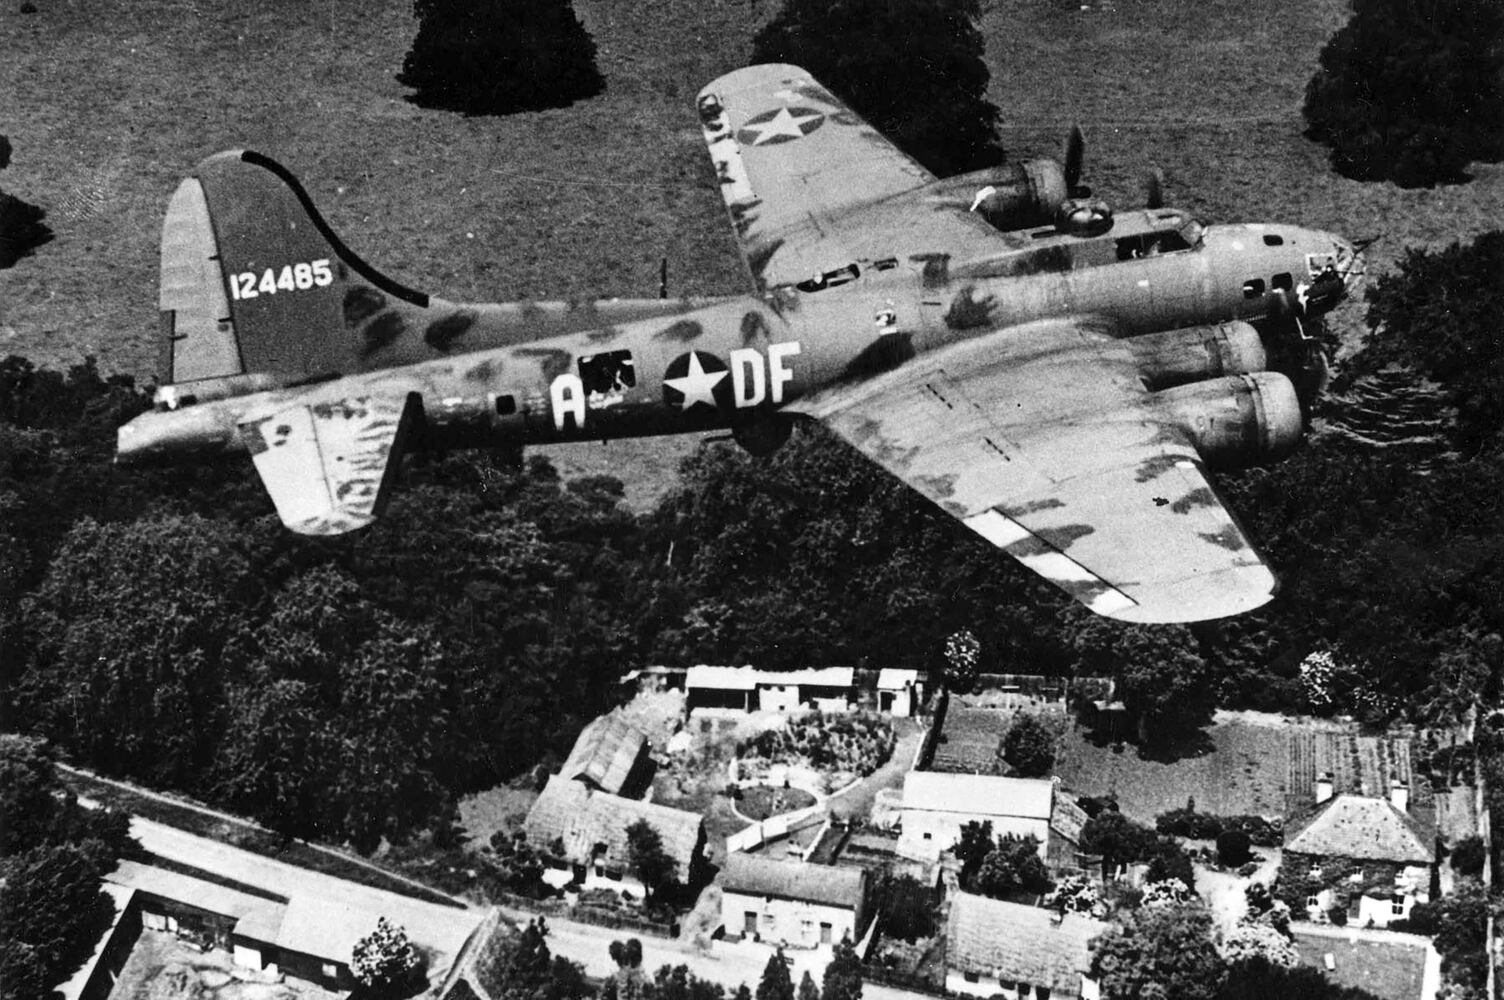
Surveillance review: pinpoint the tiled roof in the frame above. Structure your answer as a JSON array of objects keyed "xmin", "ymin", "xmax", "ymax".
[
  {"xmin": 946, "ymin": 892, "xmax": 1106, "ymax": 994},
  {"xmin": 1284, "ymin": 795, "xmax": 1434, "ymax": 865},
  {"xmin": 901, "ymin": 772, "xmax": 1053, "ymax": 820},
  {"xmin": 562, "ymin": 713, "xmax": 650, "ymax": 796},
  {"xmin": 524, "ymin": 775, "xmax": 704, "ymax": 879},
  {"xmin": 721, "ymin": 853, "xmax": 866, "ymax": 910}
]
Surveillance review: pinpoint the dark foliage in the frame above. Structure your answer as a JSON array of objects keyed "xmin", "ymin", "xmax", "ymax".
[
  {"xmin": 869, "ymin": 870, "xmax": 936, "ymax": 942},
  {"xmin": 1303, "ymin": 0, "xmax": 1504, "ymax": 186},
  {"xmin": 1155, "ymin": 805, "xmax": 1283, "ymax": 847},
  {"xmin": 971, "ymin": 834, "xmax": 1052, "ymax": 899},
  {"xmin": 1403, "ymin": 879, "xmax": 1490, "ymax": 991},
  {"xmin": 1000, "ymin": 712, "xmax": 1054, "ymax": 777},
  {"xmin": 1449, "ymin": 834, "xmax": 1484, "ymax": 877},
  {"xmin": 0, "ymin": 189, "xmax": 52, "ymax": 269},
  {"xmin": 749, "ymin": 0, "xmax": 1003, "ymax": 176},
  {"xmin": 1352, "ymin": 231, "xmax": 1504, "ymax": 453},
  {"xmin": 756, "ymin": 949, "xmax": 794, "ymax": 1000},
  {"xmin": 626, "ymin": 820, "xmax": 677, "ymax": 903},
  {"xmin": 1216, "ymin": 960, "xmax": 1382, "ymax": 1000},
  {"xmin": 399, "ymin": 0, "xmax": 604, "ymax": 115},
  {"xmin": 1090, "ymin": 904, "xmax": 1226, "ymax": 1000},
  {"xmin": 820, "ymin": 936, "xmax": 862, "ymax": 1000},
  {"xmin": 1214, "ymin": 830, "xmax": 1251, "ymax": 868},
  {"xmin": 0, "ymin": 738, "xmax": 134, "ymax": 1000}
]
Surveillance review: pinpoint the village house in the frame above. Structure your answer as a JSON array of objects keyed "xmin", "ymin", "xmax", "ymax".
[
  {"xmin": 898, "ymin": 772, "xmax": 1054, "ymax": 862},
  {"xmin": 524, "ymin": 774, "xmax": 706, "ymax": 896},
  {"xmin": 1280, "ymin": 782, "xmax": 1436, "ymax": 928},
  {"xmin": 720, "ymin": 852, "xmax": 868, "ymax": 950},
  {"xmin": 560, "ymin": 711, "xmax": 655, "ymax": 798},
  {"xmin": 946, "ymin": 891, "xmax": 1106, "ymax": 1000}
]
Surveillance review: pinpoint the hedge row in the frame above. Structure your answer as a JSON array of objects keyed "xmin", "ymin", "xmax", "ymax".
[{"xmin": 1155, "ymin": 807, "xmax": 1283, "ymax": 847}]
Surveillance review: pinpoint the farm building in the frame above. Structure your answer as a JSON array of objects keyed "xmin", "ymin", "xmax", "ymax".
[
  {"xmin": 685, "ymin": 666, "xmax": 856, "ymax": 715},
  {"xmin": 1280, "ymin": 792, "xmax": 1436, "ymax": 928},
  {"xmin": 945, "ymin": 891, "xmax": 1106, "ymax": 999},
  {"xmin": 876, "ymin": 668, "xmax": 923, "ymax": 716},
  {"xmin": 96, "ymin": 859, "xmax": 484, "ymax": 991},
  {"xmin": 720, "ymin": 853, "xmax": 867, "ymax": 950},
  {"xmin": 561, "ymin": 712, "xmax": 654, "ymax": 798},
  {"xmin": 898, "ymin": 772, "xmax": 1053, "ymax": 862},
  {"xmin": 525, "ymin": 774, "xmax": 706, "ymax": 895}
]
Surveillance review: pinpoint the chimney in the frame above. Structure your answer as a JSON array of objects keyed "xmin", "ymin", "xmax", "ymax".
[
  {"xmin": 1315, "ymin": 771, "xmax": 1333, "ymax": 805},
  {"xmin": 1390, "ymin": 778, "xmax": 1409, "ymax": 813}
]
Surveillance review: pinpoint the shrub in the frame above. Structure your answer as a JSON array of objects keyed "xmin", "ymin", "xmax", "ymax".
[
  {"xmin": 1215, "ymin": 830, "xmax": 1252, "ymax": 868},
  {"xmin": 1449, "ymin": 835, "xmax": 1485, "ymax": 877}
]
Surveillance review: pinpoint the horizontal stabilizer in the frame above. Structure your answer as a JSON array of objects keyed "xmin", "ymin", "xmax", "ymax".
[{"xmin": 238, "ymin": 394, "xmax": 414, "ymax": 535}]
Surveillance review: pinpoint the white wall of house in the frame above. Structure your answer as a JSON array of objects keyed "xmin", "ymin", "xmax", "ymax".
[
  {"xmin": 946, "ymin": 968, "xmax": 1095, "ymax": 999},
  {"xmin": 232, "ymin": 941, "xmax": 266, "ymax": 970},
  {"xmin": 899, "ymin": 811, "xmax": 1050, "ymax": 862},
  {"xmin": 722, "ymin": 891, "xmax": 858, "ymax": 949},
  {"xmin": 760, "ymin": 685, "xmax": 802, "ymax": 713}
]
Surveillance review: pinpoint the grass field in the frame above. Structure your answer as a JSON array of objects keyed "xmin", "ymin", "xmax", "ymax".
[{"xmin": 4, "ymin": 0, "xmax": 1502, "ymax": 501}]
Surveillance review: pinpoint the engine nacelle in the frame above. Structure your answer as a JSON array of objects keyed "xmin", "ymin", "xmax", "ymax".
[
  {"xmin": 1127, "ymin": 321, "xmax": 1267, "ymax": 390},
  {"xmin": 1152, "ymin": 372, "xmax": 1302, "ymax": 468},
  {"xmin": 928, "ymin": 159, "xmax": 1070, "ymax": 232}
]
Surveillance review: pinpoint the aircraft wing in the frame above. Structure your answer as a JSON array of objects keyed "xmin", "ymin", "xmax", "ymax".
[
  {"xmin": 238, "ymin": 394, "xmax": 413, "ymax": 535},
  {"xmin": 698, "ymin": 64, "xmax": 1004, "ymax": 290},
  {"xmin": 788, "ymin": 318, "xmax": 1278, "ymax": 623}
]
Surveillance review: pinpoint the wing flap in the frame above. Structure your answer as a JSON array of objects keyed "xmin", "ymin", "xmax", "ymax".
[
  {"xmin": 802, "ymin": 319, "xmax": 1278, "ymax": 622},
  {"xmin": 239, "ymin": 394, "xmax": 412, "ymax": 535}
]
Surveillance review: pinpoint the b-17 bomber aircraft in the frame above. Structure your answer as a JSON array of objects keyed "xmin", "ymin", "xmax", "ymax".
[{"xmin": 117, "ymin": 64, "xmax": 1365, "ymax": 624}]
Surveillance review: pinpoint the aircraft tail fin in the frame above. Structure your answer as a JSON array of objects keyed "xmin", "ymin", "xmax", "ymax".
[{"xmin": 158, "ymin": 150, "xmax": 432, "ymax": 387}]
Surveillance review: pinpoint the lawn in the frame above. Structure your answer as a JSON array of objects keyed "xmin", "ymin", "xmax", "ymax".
[
  {"xmin": 1293, "ymin": 930, "xmax": 1428, "ymax": 1000},
  {"xmin": 929, "ymin": 707, "xmax": 1009, "ymax": 775},
  {"xmin": 4, "ymin": 0, "xmax": 1501, "ymax": 505},
  {"xmin": 736, "ymin": 784, "xmax": 816, "ymax": 821},
  {"xmin": 1051, "ymin": 714, "xmax": 1298, "ymax": 821}
]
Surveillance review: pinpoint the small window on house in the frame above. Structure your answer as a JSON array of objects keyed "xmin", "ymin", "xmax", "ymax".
[
  {"xmin": 1263, "ymin": 234, "xmax": 1285, "ymax": 246},
  {"xmin": 820, "ymin": 922, "xmax": 833, "ymax": 945},
  {"xmin": 578, "ymin": 350, "xmax": 636, "ymax": 395},
  {"xmin": 495, "ymin": 394, "xmax": 517, "ymax": 416},
  {"xmin": 922, "ymin": 832, "xmax": 932, "ymax": 840},
  {"xmin": 1243, "ymin": 278, "xmax": 1266, "ymax": 298},
  {"xmin": 963, "ymin": 972, "xmax": 980, "ymax": 984},
  {"xmin": 1036, "ymin": 988, "xmax": 1050, "ymax": 1000},
  {"xmin": 1017, "ymin": 984, "xmax": 1031, "ymax": 999},
  {"xmin": 605, "ymin": 867, "xmax": 623, "ymax": 880},
  {"xmin": 322, "ymin": 963, "xmax": 339, "ymax": 980},
  {"xmin": 1272, "ymin": 272, "xmax": 1294, "ymax": 291},
  {"xmin": 1306, "ymin": 895, "xmax": 1319, "ymax": 909},
  {"xmin": 998, "ymin": 981, "xmax": 1015, "ymax": 992},
  {"xmin": 1391, "ymin": 895, "xmax": 1405, "ymax": 916}
]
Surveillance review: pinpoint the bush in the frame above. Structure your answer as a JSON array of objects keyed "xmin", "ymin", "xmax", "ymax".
[
  {"xmin": 1216, "ymin": 830, "xmax": 1252, "ymax": 868},
  {"xmin": 1155, "ymin": 807, "xmax": 1282, "ymax": 847},
  {"xmin": 399, "ymin": 0, "xmax": 604, "ymax": 115},
  {"xmin": 739, "ymin": 713, "xmax": 894, "ymax": 777},
  {"xmin": 1449, "ymin": 835, "xmax": 1485, "ymax": 877},
  {"xmin": 0, "ymin": 190, "xmax": 52, "ymax": 269}
]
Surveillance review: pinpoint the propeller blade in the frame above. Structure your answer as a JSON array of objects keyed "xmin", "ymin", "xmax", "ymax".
[
  {"xmin": 1064, "ymin": 125, "xmax": 1084, "ymax": 194},
  {"xmin": 1145, "ymin": 168, "xmax": 1165, "ymax": 210}
]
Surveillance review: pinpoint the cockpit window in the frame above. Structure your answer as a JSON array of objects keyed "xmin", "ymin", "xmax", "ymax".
[
  {"xmin": 1263, "ymin": 234, "xmax": 1285, "ymax": 247},
  {"xmin": 1115, "ymin": 230, "xmax": 1193, "ymax": 261}
]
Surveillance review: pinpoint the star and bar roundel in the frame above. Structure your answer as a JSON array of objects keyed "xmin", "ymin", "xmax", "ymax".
[
  {"xmin": 736, "ymin": 106, "xmax": 826, "ymax": 146},
  {"xmin": 663, "ymin": 351, "xmax": 734, "ymax": 412}
]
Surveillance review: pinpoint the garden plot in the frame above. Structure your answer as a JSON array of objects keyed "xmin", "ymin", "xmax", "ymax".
[{"xmin": 929, "ymin": 707, "xmax": 1009, "ymax": 775}]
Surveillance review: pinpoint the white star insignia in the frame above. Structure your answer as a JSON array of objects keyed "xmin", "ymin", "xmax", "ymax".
[
  {"xmin": 744, "ymin": 107, "xmax": 823, "ymax": 145},
  {"xmin": 664, "ymin": 353, "xmax": 727, "ymax": 410}
]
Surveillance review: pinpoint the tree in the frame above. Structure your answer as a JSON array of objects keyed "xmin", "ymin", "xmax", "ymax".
[
  {"xmin": 1000, "ymin": 713, "xmax": 1055, "ymax": 777},
  {"xmin": 1140, "ymin": 878, "xmax": 1196, "ymax": 908},
  {"xmin": 1353, "ymin": 232, "xmax": 1504, "ymax": 453},
  {"xmin": 796, "ymin": 972, "xmax": 820, "ymax": 1000},
  {"xmin": 749, "ymin": 0, "xmax": 1003, "ymax": 175},
  {"xmin": 399, "ymin": 0, "xmax": 604, "ymax": 115},
  {"xmin": 1403, "ymin": 879, "xmax": 1490, "ymax": 992},
  {"xmin": 942, "ymin": 628, "xmax": 981, "ymax": 693},
  {"xmin": 351, "ymin": 917, "xmax": 423, "ymax": 991},
  {"xmin": 1080, "ymin": 811, "xmax": 1156, "ymax": 879},
  {"xmin": 1303, "ymin": 0, "xmax": 1504, "ymax": 186},
  {"xmin": 756, "ymin": 949, "xmax": 795, "ymax": 1000},
  {"xmin": 953, "ymin": 819, "xmax": 993, "ymax": 885},
  {"xmin": 1449, "ymin": 835, "xmax": 1484, "ymax": 877},
  {"xmin": 820, "ymin": 936, "xmax": 862, "ymax": 1000},
  {"xmin": 973, "ymin": 834, "xmax": 1052, "ymax": 899},
  {"xmin": 1216, "ymin": 961, "xmax": 1385, "ymax": 1000},
  {"xmin": 654, "ymin": 966, "xmax": 725, "ymax": 1000},
  {"xmin": 0, "ymin": 844, "xmax": 114, "ymax": 988},
  {"xmin": 626, "ymin": 819, "xmax": 676, "ymax": 903},
  {"xmin": 1090, "ymin": 903, "xmax": 1227, "ymax": 1000},
  {"xmin": 869, "ymin": 870, "xmax": 937, "ymax": 941},
  {"xmin": 1068, "ymin": 616, "xmax": 1218, "ymax": 750}
]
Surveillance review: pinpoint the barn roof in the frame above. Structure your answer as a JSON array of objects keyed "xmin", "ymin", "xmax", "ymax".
[
  {"xmin": 524, "ymin": 775, "xmax": 704, "ymax": 880},
  {"xmin": 901, "ymin": 772, "xmax": 1053, "ymax": 820},
  {"xmin": 721, "ymin": 853, "xmax": 866, "ymax": 910},
  {"xmin": 1284, "ymin": 795, "xmax": 1434, "ymax": 865},
  {"xmin": 561, "ymin": 713, "xmax": 650, "ymax": 796},
  {"xmin": 946, "ymin": 892, "xmax": 1106, "ymax": 994}
]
